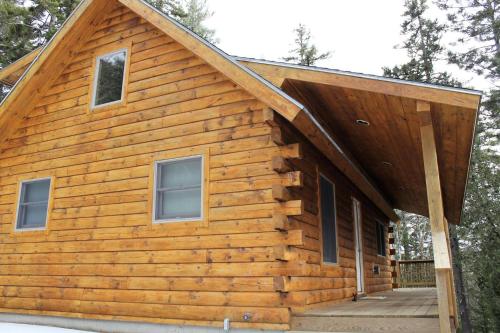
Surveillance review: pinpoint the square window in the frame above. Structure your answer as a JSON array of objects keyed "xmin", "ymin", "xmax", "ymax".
[
  {"xmin": 16, "ymin": 178, "xmax": 51, "ymax": 230},
  {"xmin": 154, "ymin": 156, "xmax": 203, "ymax": 223},
  {"xmin": 92, "ymin": 49, "xmax": 127, "ymax": 108}
]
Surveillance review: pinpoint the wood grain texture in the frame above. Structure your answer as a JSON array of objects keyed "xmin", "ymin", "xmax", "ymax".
[
  {"xmin": 0, "ymin": 3, "xmax": 294, "ymax": 329},
  {"xmin": 269, "ymin": 113, "xmax": 392, "ymax": 312}
]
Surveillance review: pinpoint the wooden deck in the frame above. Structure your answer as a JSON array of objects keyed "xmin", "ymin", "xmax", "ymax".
[{"xmin": 291, "ymin": 288, "xmax": 439, "ymax": 332}]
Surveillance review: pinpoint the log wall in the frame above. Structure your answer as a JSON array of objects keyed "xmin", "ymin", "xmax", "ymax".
[
  {"xmin": 0, "ymin": 2, "xmax": 299, "ymax": 330},
  {"xmin": 0, "ymin": 0, "xmax": 391, "ymax": 329},
  {"xmin": 269, "ymin": 113, "xmax": 392, "ymax": 311}
]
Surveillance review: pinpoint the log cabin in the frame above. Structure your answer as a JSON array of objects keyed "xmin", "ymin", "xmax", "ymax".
[{"xmin": 0, "ymin": 0, "xmax": 481, "ymax": 332}]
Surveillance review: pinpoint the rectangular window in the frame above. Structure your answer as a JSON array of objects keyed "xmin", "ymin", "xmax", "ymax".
[
  {"xmin": 16, "ymin": 178, "xmax": 51, "ymax": 230},
  {"xmin": 376, "ymin": 221, "xmax": 386, "ymax": 256},
  {"xmin": 153, "ymin": 156, "xmax": 203, "ymax": 223},
  {"xmin": 320, "ymin": 174, "xmax": 337, "ymax": 263},
  {"xmin": 92, "ymin": 49, "xmax": 127, "ymax": 108}
]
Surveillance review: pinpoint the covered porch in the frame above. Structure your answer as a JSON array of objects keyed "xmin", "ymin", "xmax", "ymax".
[
  {"xmin": 292, "ymin": 288, "xmax": 440, "ymax": 333},
  {"xmin": 237, "ymin": 58, "xmax": 482, "ymax": 333}
]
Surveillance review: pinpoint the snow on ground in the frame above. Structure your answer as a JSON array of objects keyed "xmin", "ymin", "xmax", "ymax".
[{"xmin": 0, "ymin": 323, "xmax": 95, "ymax": 333}]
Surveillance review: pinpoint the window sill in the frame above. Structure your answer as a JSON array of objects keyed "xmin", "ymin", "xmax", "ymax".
[
  {"xmin": 150, "ymin": 218, "xmax": 208, "ymax": 230},
  {"xmin": 89, "ymin": 100, "xmax": 127, "ymax": 114},
  {"xmin": 10, "ymin": 227, "xmax": 48, "ymax": 237}
]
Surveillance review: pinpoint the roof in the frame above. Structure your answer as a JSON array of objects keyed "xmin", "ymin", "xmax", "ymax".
[
  {"xmin": 0, "ymin": 0, "xmax": 482, "ymax": 224},
  {"xmin": 236, "ymin": 57, "xmax": 481, "ymax": 224}
]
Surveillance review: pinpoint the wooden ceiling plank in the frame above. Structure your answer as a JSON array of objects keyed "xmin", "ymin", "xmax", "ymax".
[{"xmin": 292, "ymin": 109, "xmax": 399, "ymax": 221}]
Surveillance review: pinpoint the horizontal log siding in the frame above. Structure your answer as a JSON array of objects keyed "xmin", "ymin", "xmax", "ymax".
[
  {"xmin": 273, "ymin": 114, "xmax": 392, "ymax": 310},
  {"xmin": 0, "ymin": 3, "xmax": 295, "ymax": 330}
]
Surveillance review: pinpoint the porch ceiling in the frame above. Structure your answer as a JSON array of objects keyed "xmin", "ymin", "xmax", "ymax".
[{"xmin": 238, "ymin": 58, "xmax": 481, "ymax": 225}]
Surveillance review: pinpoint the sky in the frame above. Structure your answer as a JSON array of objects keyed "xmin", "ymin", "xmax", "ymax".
[{"xmin": 204, "ymin": 0, "xmax": 491, "ymax": 91}]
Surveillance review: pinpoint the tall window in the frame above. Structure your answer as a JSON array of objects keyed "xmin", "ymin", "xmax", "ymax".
[
  {"xmin": 92, "ymin": 49, "xmax": 127, "ymax": 108},
  {"xmin": 16, "ymin": 178, "xmax": 51, "ymax": 230},
  {"xmin": 320, "ymin": 174, "xmax": 337, "ymax": 263},
  {"xmin": 376, "ymin": 221, "xmax": 386, "ymax": 256},
  {"xmin": 153, "ymin": 156, "xmax": 203, "ymax": 223}
]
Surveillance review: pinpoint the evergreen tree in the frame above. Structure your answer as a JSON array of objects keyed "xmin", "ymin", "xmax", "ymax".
[
  {"xmin": 0, "ymin": 0, "xmax": 80, "ymax": 100},
  {"xmin": 436, "ymin": 0, "xmax": 499, "ymax": 81},
  {"xmin": 145, "ymin": 0, "xmax": 185, "ymax": 18},
  {"xmin": 283, "ymin": 23, "xmax": 330, "ymax": 66},
  {"xmin": 0, "ymin": 0, "xmax": 79, "ymax": 67},
  {"xmin": 178, "ymin": 0, "xmax": 216, "ymax": 43},
  {"xmin": 383, "ymin": 0, "xmax": 461, "ymax": 87},
  {"xmin": 146, "ymin": 0, "xmax": 216, "ymax": 43}
]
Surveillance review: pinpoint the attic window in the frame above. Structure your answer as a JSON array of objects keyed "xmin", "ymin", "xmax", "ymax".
[{"xmin": 92, "ymin": 49, "xmax": 127, "ymax": 108}]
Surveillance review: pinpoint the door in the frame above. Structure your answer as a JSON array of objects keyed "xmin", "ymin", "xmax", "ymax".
[{"xmin": 352, "ymin": 198, "xmax": 364, "ymax": 293}]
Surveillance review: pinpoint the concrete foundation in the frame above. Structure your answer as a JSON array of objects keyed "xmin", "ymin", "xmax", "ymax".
[{"xmin": 0, "ymin": 313, "xmax": 283, "ymax": 333}]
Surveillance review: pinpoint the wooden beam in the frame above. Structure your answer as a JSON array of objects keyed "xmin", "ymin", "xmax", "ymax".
[
  {"xmin": 239, "ymin": 59, "xmax": 481, "ymax": 110},
  {"xmin": 272, "ymin": 156, "xmax": 292, "ymax": 173},
  {"xmin": 119, "ymin": 0, "xmax": 302, "ymax": 121},
  {"xmin": 417, "ymin": 101, "xmax": 451, "ymax": 270},
  {"xmin": 444, "ymin": 218, "xmax": 459, "ymax": 328},
  {"xmin": 272, "ymin": 185, "xmax": 292, "ymax": 202},
  {"xmin": 417, "ymin": 100, "xmax": 454, "ymax": 333}
]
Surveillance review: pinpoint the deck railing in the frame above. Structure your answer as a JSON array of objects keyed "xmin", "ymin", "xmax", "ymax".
[{"xmin": 395, "ymin": 259, "xmax": 436, "ymax": 288}]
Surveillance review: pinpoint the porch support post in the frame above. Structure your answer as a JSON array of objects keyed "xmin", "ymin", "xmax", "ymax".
[
  {"xmin": 417, "ymin": 101, "xmax": 454, "ymax": 333},
  {"xmin": 444, "ymin": 218, "xmax": 459, "ymax": 328}
]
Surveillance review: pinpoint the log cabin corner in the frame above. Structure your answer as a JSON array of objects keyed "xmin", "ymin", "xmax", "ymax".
[{"xmin": 0, "ymin": 0, "xmax": 481, "ymax": 332}]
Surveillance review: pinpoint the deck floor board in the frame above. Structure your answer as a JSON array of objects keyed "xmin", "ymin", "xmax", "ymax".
[{"xmin": 297, "ymin": 288, "xmax": 438, "ymax": 318}]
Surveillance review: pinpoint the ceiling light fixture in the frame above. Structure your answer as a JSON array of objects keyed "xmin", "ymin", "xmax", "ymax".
[
  {"xmin": 355, "ymin": 119, "xmax": 370, "ymax": 126},
  {"xmin": 382, "ymin": 161, "xmax": 393, "ymax": 167}
]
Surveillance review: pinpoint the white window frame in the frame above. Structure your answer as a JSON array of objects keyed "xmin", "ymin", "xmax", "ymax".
[
  {"xmin": 91, "ymin": 48, "xmax": 128, "ymax": 110},
  {"xmin": 319, "ymin": 173, "xmax": 339, "ymax": 265},
  {"xmin": 15, "ymin": 177, "xmax": 52, "ymax": 232},
  {"xmin": 152, "ymin": 155, "xmax": 204, "ymax": 224}
]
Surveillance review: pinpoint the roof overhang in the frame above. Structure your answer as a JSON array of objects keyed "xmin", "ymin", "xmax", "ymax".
[{"xmin": 237, "ymin": 57, "xmax": 482, "ymax": 224}]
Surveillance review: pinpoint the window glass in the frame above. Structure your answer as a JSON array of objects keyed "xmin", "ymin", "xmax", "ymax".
[
  {"xmin": 17, "ymin": 178, "xmax": 51, "ymax": 230},
  {"xmin": 320, "ymin": 175, "xmax": 337, "ymax": 263},
  {"xmin": 155, "ymin": 156, "xmax": 202, "ymax": 222},
  {"xmin": 376, "ymin": 222, "xmax": 386, "ymax": 256},
  {"xmin": 93, "ymin": 50, "xmax": 126, "ymax": 107}
]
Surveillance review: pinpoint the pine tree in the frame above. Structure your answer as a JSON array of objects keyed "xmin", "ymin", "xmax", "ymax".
[
  {"xmin": 436, "ymin": 0, "xmax": 499, "ymax": 81},
  {"xmin": 382, "ymin": 0, "xmax": 461, "ymax": 87},
  {"xmin": 0, "ymin": 0, "xmax": 80, "ymax": 68},
  {"xmin": 145, "ymin": 0, "xmax": 186, "ymax": 20},
  {"xmin": 146, "ymin": 0, "xmax": 216, "ymax": 43},
  {"xmin": 283, "ymin": 23, "xmax": 330, "ymax": 66},
  {"xmin": 178, "ymin": 0, "xmax": 216, "ymax": 43},
  {"xmin": 0, "ymin": 0, "xmax": 81, "ymax": 100}
]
